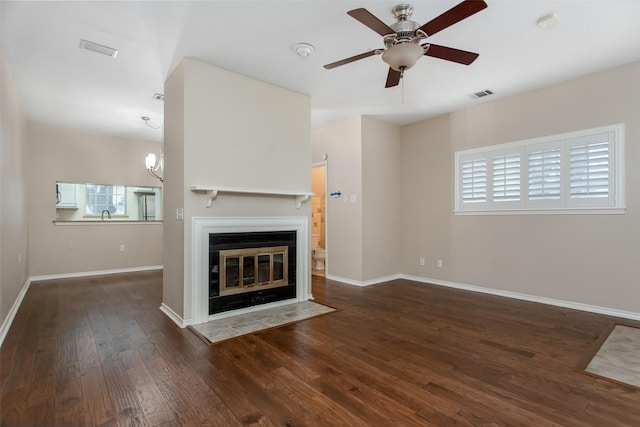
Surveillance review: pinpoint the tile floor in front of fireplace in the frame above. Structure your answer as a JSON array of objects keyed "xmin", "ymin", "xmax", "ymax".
[{"xmin": 190, "ymin": 300, "xmax": 336, "ymax": 345}]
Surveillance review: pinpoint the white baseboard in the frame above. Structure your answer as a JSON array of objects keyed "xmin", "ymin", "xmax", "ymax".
[
  {"xmin": 0, "ymin": 278, "xmax": 32, "ymax": 348},
  {"xmin": 29, "ymin": 265, "xmax": 163, "ymax": 283},
  {"xmin": 159, "ymin": 303, "xmax": 192, "ymax": 328},
  {"xmin": 401, "ymin": 274, "xmax": 640, "ymax": 322},
  {"xmin": 325, "ymin": 273, "xmax": 401, "ymax": 287}
]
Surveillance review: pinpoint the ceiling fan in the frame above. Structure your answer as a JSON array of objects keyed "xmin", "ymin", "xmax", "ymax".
[{"xmin": 324, "ymin": 1, "xmax": 487, "ymax": 88}]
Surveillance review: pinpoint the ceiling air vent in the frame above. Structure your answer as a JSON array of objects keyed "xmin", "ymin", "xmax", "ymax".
[
  {"xmin": 473, "ymin": 89, "xmax": 494, "ymax": 99},
  {"xmin": 79, "ymin": 39, "xmax": 118, "ymax": 58},
  {"xmin": 153, "ymin": 93, "xmax": 165, "ymax": 101}
]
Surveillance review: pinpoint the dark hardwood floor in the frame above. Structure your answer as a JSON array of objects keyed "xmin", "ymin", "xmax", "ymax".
[{"xmin": 1, "ymin": 271, "xmax": 639, "ymax": 426}]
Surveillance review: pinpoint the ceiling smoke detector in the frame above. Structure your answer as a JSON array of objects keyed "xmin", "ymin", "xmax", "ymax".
[
  {"xmin": 295, "ymin": 43, "xmax": 315, "ymax": 57},
  {"xmin": 79, "ymin": 39, "xmax": 118, "ymax": 58},
  {"xmin": 537, "ymin": 13, "xmax": 559, "ymax": 29}
]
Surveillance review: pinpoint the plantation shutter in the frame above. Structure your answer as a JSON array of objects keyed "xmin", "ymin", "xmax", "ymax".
[
  {"xmin": 454, "ymin": 124, "xmax": 622, "ymax": 213},
  {"xmin": 461, "ymin": 158, "xmax": 487, "ymax": 204},
  {"xmin": 528, "ymin": 147, "xmax": 561, "ymax": 200},
  {"xmin": 569, "ymin": 133, "xmax": 611, "ymax": 200},
  {"xmin": 492, "ymin": 153, "xmax": 521, "ymax": 202}
]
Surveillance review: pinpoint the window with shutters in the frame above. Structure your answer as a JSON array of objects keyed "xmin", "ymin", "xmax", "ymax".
[{"xmin": 454, "ymin": 124, "xmax": 624, "ymax": 214}]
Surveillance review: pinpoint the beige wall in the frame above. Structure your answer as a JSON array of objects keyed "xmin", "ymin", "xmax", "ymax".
[
  {"xmin": 311, "ymin": 116, "xmax": 402, "ymax": 283},
  {"xmin": 163, "ymin": 58, "xmax": 312, "ymax": 321},
  {"xmin": 162, "ymin": 60, "xmax": 186, "ymax": 319},
  {"xmin": 27, "ymin": 124, "xmax": 163, "ymax": 276},
  {"xmin": 1, "ymin": 47, "xmax": 29, "ymax": 331},
  {"xmin": 361, "ymin": 117, "xmax": 401, "ymax": 281},
  {"xmin": 401, "ymin": 60, "xmax": 640, "ymax": 313},
  {"xmin": 312, "ymin": 117, "xmax": 363, "ymax": 280},
  {"xmin": 400, "ymin": 114, "xmax": 452, "ymax": 279}
]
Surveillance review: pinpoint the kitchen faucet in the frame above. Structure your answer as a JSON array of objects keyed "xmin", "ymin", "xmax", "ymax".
[{"xmin": 101, "ymin": 209, "xmax": 111, "ymax": 221}]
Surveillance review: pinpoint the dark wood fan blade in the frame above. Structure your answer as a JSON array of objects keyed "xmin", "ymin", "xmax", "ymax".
[
  {"xmin": 423, "ymin": 44, "xmax": 479, "ymax": 65},
  {"xmin": 418, "ymin": 0, "xmax": 487, "ymax": 36},
  {"xmin": 385, "ymin": 68, "xmax": 401, "ymax": 88},
  {"xmin": 347, "ymin": 8, "xmax": 395, "ymax": 36},
  {"xmin": 324, "ymin": 50, "xmax": 378, "ymax": 69}
]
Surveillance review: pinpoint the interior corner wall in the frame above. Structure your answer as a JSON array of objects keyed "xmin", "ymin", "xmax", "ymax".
[
  {"xmin": 163, "ymin": 58, "xmax": 311, "ymax": 322},
  {"xmin": 361, "ymin": 117, "xmax": 401, "ymax": 281},
  {"xmin": 400, "ymin": 60, "xmax": 640, "ymax": 314},
  {"xmin": 162, "ymin": 60, "xmax": 186, "ymax": 320},
  {"xmin": 312, "ymin": 117, "xmax": 363, "ymax": 281},
  {"xmin": 0, "ymin": 46, "xmax": 29, "ymax": 333},
  {"xmin": 400, "ymin": 114, "xmax": 452, "ymax": 279},
  {"xmin": 27, "ymin": 124, "xmax": 163, "ymax": 277}
]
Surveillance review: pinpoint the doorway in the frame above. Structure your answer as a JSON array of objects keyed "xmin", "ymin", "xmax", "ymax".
[{"xmin": 311, "ymin": 163, "xmax": 327, "ymax": 276}]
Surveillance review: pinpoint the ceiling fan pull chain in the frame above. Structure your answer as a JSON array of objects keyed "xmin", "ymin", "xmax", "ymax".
[{"xmin": 401, "ymin": 70, "xmax": 405, "ymax": 104}]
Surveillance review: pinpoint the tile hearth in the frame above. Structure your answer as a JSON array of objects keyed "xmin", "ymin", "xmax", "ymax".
[{"xmin": 190, "ymin": 300, "xmax": 336, "ymax": 345}]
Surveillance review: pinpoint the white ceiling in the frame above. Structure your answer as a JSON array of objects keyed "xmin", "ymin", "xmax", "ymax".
[{"xmin": 2, "ymin": 1, "xmax": 640, "ymax": 144}]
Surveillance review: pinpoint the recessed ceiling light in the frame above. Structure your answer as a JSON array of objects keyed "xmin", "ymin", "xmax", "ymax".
[
  {"xmin": 79, "ymin": 39, "xmax": 118, "ymax": 58},
  {"xmin": 537, "ymin": 13, "xmax": 559, "ymax": 29},
  {"xmin": 294, "ymin": 43, "xmax": 315, "ymax": 57}
]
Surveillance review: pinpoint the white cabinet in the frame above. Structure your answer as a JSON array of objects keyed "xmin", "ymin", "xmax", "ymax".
[{"xmin": 56, "ymin": 183, "xmax": 78, "ymax": 209}]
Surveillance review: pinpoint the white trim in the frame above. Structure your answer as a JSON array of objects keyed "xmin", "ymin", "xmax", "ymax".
[
  {"xmin": 54, "ymin": 220, "xmax": 162, "ymax": 226},
  {"xmin": 190, "ymin": 186, "xmax": 314, "ymax": 209},
  {"xmin": 191, "ymin": 216, "xmax": 311, "ymax": 325},
  {"xmin": 455, "ymin": 208, "xmax": 626, "ymax": 216},
  {"xmin": 325, "ymin": 273, "xmax": 402, "ymax": 287},
  {"xmin": 28, "ymin": 265, "xmax": 163, "ymax": 282},
  {"xmin": 0, "ymin": 278, "xmax": 32, "ymax": 348},
  {"xmin": 159, "ymin": 303, "xmax": 191, "ymax": 328},
  {"xmin": 400, "ymin": 274, "xmax": 640, "ymax": 321}
]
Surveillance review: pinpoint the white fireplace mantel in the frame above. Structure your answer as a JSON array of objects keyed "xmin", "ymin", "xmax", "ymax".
[{"xmin": 190, "ymin": 185, "xmax": 314, "ymax": 208}]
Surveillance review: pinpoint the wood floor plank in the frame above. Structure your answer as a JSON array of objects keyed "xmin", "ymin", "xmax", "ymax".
[
  {"xmin": 2, "ymin": 271, "xmax": 639, "ymax": 426},
  {"xmin": 119, "ymin": 349, "xmax": 175, "ymax": 426},
  {"xmin": 102, "ymin": 360, "xmax": 150, "ymax": 427},
  {"xmin": 80, "ymin": 365, "xmax": 117, "ymax": 426}
]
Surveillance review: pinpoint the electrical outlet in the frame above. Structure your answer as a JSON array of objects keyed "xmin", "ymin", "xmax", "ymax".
[
  {"xmin": 119, "ymin": 244, "xmax": 125, "ymax": 252},
  {"xmin": 419, "ymin": 258, "xmax": 425, "ymax": 266},
  {"xmin": 437, "ymin": 259, "xmax": 443, "ymax": 268},
  {"xmin": 67, "ymin": 243, "xmax": 73, "ymax": 250}
]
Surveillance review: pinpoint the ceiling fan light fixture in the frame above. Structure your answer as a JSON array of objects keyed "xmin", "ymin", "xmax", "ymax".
[{"xmin": 382, "ymin": 43, "xmax": 424, "ymax": 71}]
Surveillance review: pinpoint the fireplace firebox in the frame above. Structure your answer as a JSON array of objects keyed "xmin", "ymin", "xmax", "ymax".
[{"xmin": 209, "ymin": 231, "xmax": 296, "ymax": 314}]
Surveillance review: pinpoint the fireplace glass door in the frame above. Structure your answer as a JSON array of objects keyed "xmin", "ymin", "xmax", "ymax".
[{"xmin": 219, "ymin": 246, "xmax": 288, "ymax": 296}]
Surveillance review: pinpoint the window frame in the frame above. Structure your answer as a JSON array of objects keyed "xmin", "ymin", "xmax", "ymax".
[
  {"xmin": 454, "ymin": 124, "xmax": 625, "ymax": 215},
  {"xmin": 85, "ymin": 184, "xmax": 127, "ymax": 216}
]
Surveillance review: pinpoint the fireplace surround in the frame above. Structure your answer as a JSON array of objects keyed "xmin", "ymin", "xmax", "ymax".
[
  {"xmin": 209, "ymin": 231, "xmax": 296, "ymax": 314},
  {"xmin": 192, "ymin": 216, "xmax": 311, "ymax": 324}
]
